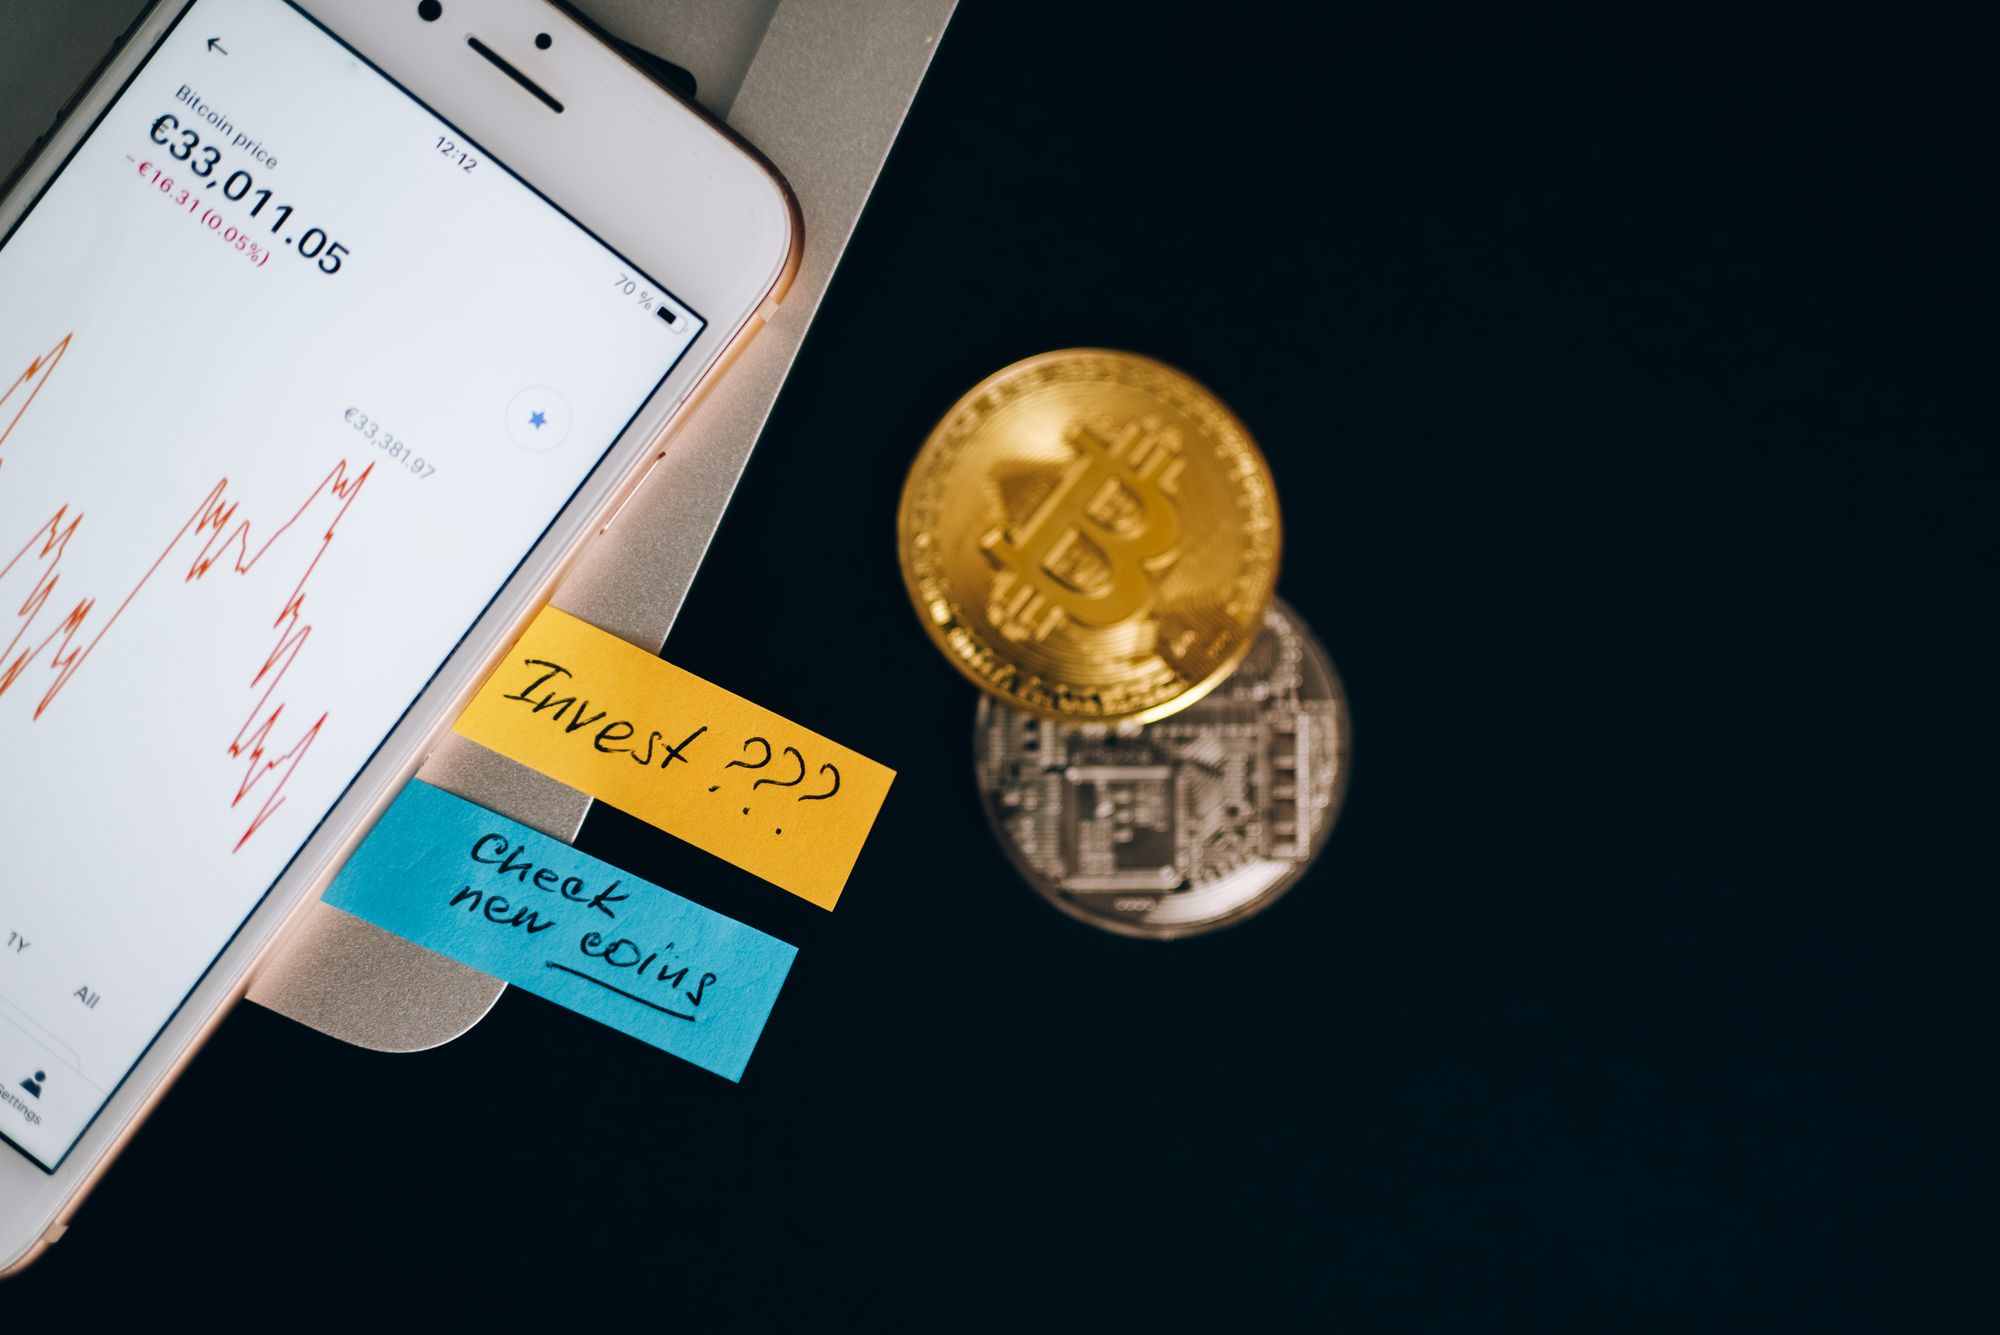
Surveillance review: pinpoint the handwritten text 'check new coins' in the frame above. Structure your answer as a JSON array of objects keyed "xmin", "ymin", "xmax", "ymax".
[
  {"xmin": 452, "ymin": 607, "xmax": 895, "ymax": 909},
  {"xmin": 324, "ymin": 781, "xmax": 795, "ymax": 1080}
]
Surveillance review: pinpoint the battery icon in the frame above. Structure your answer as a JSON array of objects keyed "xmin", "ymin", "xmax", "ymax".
[{"xmin": 655, "ymin": 305, "xmax": 678, "ymax": 327}]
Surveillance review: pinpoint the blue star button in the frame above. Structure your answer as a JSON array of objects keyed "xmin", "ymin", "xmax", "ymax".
[{"xmin": 505, "ymin": 386, "xmax": 571, "ymax": 452}]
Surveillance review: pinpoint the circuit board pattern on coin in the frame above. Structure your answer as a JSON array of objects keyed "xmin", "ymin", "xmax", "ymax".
[
  {"xmin": 974, "ymin": 598, "xmax": 1348, "ymax": 939},
  {"xmin": 900, "ymin": 349, "xmax": 1281, "ymax": 724}
]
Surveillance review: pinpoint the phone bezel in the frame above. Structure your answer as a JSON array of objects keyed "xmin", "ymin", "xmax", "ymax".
[{"xmin": 0, "ymin": 0, "xmax": 798, "ymax": 1267}]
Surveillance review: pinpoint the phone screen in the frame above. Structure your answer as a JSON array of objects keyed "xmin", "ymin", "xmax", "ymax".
[{"xmin": 0, "ymin": 0, "xmax": 707, "ymax": 1169}]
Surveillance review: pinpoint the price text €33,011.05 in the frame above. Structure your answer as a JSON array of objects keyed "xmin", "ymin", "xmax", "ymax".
[{"xmin": 133, "ymin": 111, "xmax": 350, "ymax": 275}]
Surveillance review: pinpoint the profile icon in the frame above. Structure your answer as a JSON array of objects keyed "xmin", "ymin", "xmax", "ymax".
[{"xmin": 20, "ymin": 1070, "xmax": 45, "ymax": 1099}]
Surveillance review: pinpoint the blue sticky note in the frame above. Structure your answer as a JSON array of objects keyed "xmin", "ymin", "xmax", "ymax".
[{"xmin": 323, "ymin": 780, "xmax": 795, "ymax": 1081}]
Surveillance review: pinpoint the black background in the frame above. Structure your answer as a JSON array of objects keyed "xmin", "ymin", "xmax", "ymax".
[{"xmin": 9, "ymin": 1, "xmax": 1995, "ymax": 1328}]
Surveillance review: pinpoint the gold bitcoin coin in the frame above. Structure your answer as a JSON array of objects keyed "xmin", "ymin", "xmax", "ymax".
[{"xmin": 898, "ymin": 349, "xmax": 1281, "ymax": 723}]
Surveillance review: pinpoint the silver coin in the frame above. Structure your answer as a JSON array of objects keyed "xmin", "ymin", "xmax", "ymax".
[{"xmin": 973, "ymin": 596, "xmax": 1350, "ymax": 939}]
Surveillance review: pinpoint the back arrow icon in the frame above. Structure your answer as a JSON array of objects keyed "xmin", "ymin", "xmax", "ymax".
[{"xmin": 207, "ymin": 37, "xmax": 228, "ymax": 54}]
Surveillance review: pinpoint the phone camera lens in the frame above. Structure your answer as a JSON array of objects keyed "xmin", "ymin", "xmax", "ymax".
[
  {"xmin": 535, "ymin": 33, "xmax": 553, "ymax": 50},
  {"xmin": 417, "ymin": 1, "xmax": 442, "ymax": 22}
]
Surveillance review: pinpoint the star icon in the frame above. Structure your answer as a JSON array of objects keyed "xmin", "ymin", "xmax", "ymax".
[{"xmin": 529, "ymin": 410, "xmax": 547, "ymax": 429}]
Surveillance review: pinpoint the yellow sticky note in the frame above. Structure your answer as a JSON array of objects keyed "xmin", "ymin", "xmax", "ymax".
[{"xmin": 453, "ymin": 606, "xmax": 894, "ymax": 909}]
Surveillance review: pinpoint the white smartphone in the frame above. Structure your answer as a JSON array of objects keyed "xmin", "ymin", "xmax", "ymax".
[{"xmin": 0, "ymin": 0, "xmax": 798, "ymax": 1270}]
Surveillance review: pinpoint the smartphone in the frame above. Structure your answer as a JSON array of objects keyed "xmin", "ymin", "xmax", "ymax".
[{"xmin": 0, "ymin": 0, "xmax": 799, "ymax": 1270}]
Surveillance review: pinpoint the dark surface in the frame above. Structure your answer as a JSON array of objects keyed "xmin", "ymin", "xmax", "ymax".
[{"xmin": 10, "ymin": 1, "xmax": 1995, "ymax": 1328}]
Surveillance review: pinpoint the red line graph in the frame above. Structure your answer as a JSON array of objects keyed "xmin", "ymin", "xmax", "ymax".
[
  {"xmin": 0, "ymin": 333, "xmax": 373, "ymax": 851},
  {"xmin": 0, "ymin": 332, "xmax": 72, "ymax": 474}
]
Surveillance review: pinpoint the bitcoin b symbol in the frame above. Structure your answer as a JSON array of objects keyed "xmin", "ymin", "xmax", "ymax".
[{"xmin": 981, "ymin": 417, "xmax": 1185, "ymax": 642}]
